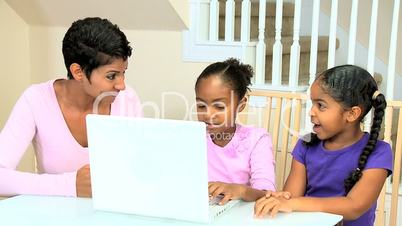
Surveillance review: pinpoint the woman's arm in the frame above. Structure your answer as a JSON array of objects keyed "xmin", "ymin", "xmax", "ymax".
[{"xmin": 0, "ymin": 88, "xmax": 78, "ymax": 197}]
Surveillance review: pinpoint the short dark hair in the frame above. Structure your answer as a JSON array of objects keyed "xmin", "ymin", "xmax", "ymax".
[
  {"xmin": 195, "ymin": 58, "xmax": 253, "ymax": 100},
  {"xmin": 62, "ymin": 17, "xmax": 132, "ymax": 79}
]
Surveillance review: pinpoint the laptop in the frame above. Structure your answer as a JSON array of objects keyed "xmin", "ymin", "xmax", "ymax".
[{"xmin": 86, "ymin": 114, "xmax": 239, "ymax": 223}]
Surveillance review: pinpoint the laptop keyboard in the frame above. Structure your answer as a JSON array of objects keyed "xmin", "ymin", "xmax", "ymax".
[{"xmin": 209, "ymin": 194, "xmax": 224, "ymax": 206}]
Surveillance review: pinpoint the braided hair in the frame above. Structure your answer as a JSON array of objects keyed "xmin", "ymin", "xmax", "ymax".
[
  {"xmin": 195, "ymin": 58, "xmax": 253, "ymax": 100},
  {"xmin": 303, "ymin": 65, "xmax": 387, "ymax": 194}
]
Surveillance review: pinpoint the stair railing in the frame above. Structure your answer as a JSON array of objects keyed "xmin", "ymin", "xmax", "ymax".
[
  {"xmin": 363, "ymin": 0, "xmax": 378, "ymax": 133},
  {"xmin": 304, "ymin": 0, "xmax": 320, "ymax": 132},
  {"xmin": 188, "ymin": 0, "xmax": 399, "ymax": 100},
  {"xmin": 209, "ymin": 0, "xmax": 219, "ymax": 41},
  {"xmin": 327, "ymin": 0, "xmax": 338, "ymax": 69},
  {"xmin": 386, "ymin": 0, "xmax": 400, "ymax": 101},
  {"xmin": 255, "ymin": 0, "xmax": 267, "ymax": 85},
  {"xmin": 271, "ymin": 0, "xmax": 283, "ymax": 86},
  {"xmin": 240, "ymin": 0, "xmax": 251, "ymax": 44},
  {"xmin": 347, "ymin": 0, "xmax": 359, "ymax": 64},
  {"xmin": 288, "ymin": 0, "xmax": 301, "ymax": 88},
  {"xmin": 224, "ymin": 0, "xmax": 236, "ymax": 42}
]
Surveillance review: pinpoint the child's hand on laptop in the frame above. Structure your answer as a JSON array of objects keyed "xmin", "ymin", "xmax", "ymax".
[{"xmin": 208, "ymin": 182, "xmax": 245, "ymax": 205}]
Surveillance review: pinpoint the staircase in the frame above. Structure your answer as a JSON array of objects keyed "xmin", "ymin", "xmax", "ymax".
[{"xmin": 218, "ymin": 1, "xmax": 339, "ymax": 86}]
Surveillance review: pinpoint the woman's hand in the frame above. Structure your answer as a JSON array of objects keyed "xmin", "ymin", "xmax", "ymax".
[
  {"xmin": 76, "ymin": 164, "xmax": 92, "ymax": 197},
  {"xmin": 254, "ymin": 196, "xmax": 293, "ymax": 218},
  {"xmin": 208, "ymin": 182, "xmax": 246, "ymax": 205}
]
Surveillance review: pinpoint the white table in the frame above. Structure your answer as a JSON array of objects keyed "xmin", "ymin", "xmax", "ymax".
[{"xmin": 0, "ymin": 195, "xmax": 342, "ymax": 226}]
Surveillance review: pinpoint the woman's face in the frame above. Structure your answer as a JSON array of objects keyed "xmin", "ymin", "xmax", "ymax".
[{"xmin": 82, "ymin": 58, "xmax": 128, "ymax": 103}]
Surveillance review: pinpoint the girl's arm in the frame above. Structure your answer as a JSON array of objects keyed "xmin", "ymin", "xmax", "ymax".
[
  {"xmin": 283, "ymin": 159, "xmax": 307, "ymax": 197},
  {"xmin": 208, "ymin": 182, "xmax": 266, "ymax": 204},
  {"xmin": 241, "ymin": 132, "xmax": 276, "ymax": 201},
  {"xmin": 239, "ymin": 185, "xmax": 267, "ymax": 201},
  {"xmin": 254, "ymin": 158, "xmax": 305, "ymax": 212},
  {"xmin": 249, "ymin": 133, "xmax": 276, "ymax": 191},
  {"xmin": 289, "ymin": 168, "xmax": 387, "ymax": 220},
  {"xmin": 209, "ymin": 131, "xmax": 276, "ymax": 204},
  {"xmin": 255, "ymin": 168, "xmax": 388, "ymax": 220}
]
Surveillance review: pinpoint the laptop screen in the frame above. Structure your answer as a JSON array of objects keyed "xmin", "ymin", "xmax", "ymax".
[{"xmin": 86, "ymin": 115, "xmax": 210, "ymax": 222}]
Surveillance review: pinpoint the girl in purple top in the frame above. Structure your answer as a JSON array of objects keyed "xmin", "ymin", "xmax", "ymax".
[
  {"xmin": 0, "ymin": 18, "xmax": 142, "ymax": 198},
  {"xmin": 195, "ymin": 58, "xmax": 275, "ymax": 205},
  {"xmin": 254, "ymin": 65, "xmax": 393, "ymax": 226}
]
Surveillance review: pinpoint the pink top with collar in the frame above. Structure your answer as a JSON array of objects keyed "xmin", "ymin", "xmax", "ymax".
[
  {"xmin": 207, "ymin": 124, "xmax": 276, "ymax": 191},
  {"xmin": 0, "ymin": 79, "xmax": 142, "ymax": 197}
]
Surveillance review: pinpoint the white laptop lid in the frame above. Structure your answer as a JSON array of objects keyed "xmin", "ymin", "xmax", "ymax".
[{"xmin": 86, "ymin": 114, "xmax": 210, "ymax": 223}]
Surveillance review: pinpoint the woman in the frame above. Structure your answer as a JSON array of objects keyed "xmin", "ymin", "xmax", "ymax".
[{"xmin": 0, "ymin": 17, "xmax": 142, "ymax": 197}]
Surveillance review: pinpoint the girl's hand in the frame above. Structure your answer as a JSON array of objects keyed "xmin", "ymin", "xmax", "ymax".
[
  {"xmin": 208, "ymin": 182, "xmax": 245, "ymax": 205},
  {"xmin": 264, "ymin": 190, "xmax": 292, "ymax": 199},
  {"xmin": 76, "ymin": 164, "xmax": 92, "ymax": 197},
  {"xmin": 254, "ymin": 196, "xmax": 293, "ymax": 218}
]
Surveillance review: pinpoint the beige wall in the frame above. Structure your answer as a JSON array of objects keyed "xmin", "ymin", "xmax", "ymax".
[
  {"xmin": 0, "ymin": 0, "xmax": 35, "ymax": 173},
  {"xmin": 28, "ymin": 26, "xmax": 209, "ymax": 119},
  {"xmin": 29, "ymin": 26, "xmax": 66, "ymax": 83},
  {"xmin": 5, "ymin": 0, "xmax": 187, "ymax": 31},
  {"xmin": 1, "ymin": 0, "xmax": 209, "ymax": 175},
  {"xmin": 124, "ymin": 30, "xmax": 208, "ymax": 120},
  {"xmin": 169, "ymin": 0, "xmax": 189, "ymax": 28},
  {"xmin": 321, "ymin": 0, "xmax": 402, "ymax": 76},
  {"xmin": 0, "ymin": 0, "xmax": 30, "ymax": 126}
]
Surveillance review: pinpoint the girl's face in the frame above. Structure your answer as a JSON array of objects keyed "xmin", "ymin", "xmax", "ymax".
[
  {"xmin": 309, "ymin": 81, "xmax": 350, "ymax": 141},
  {"xmin": 82, "ymin": 58, "xmax": 128, "ymax": 103},
  {"xmin": 195, "ymin": 76, "xmax": 243, "ymax": 135}
]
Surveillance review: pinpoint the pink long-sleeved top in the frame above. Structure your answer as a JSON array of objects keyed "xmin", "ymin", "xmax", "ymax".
[
  {"xmin": 207, "ymin": 124, "xmax": 276, "ymax": 191},
  {"xmin": 0, "ymin": 79, "xmax": 142, "ymax": 197}
]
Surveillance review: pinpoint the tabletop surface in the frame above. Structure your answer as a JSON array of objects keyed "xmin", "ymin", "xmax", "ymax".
[{"xmin": 0, "ymin": 195, "xmax": 343, "ymax": 226}]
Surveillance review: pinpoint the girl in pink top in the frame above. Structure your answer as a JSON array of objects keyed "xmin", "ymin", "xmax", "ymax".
[
  {"xmin": 195, "ymin": 58, "xmax": 275, "ymax": 205},
  {"xmin": 0, "ymin": 17, "xmax": 142, "ymax": 198}
]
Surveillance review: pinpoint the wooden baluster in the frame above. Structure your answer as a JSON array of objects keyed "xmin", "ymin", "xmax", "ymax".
[
  {"xmin": 288, "ymin": 0, "xmax": 302, "ymax": 89},
  {"xmin": 272, "ymin": 0, "xmax": 283, "ymax": 86},
  {"xmin": 327, "ymin": 0, "xmax": 338, "ymax": 68},
  {"xmin": 209, "ymin": 0, "xmax": 219, "ymax": 41},
  {"xmin": 255, "ymin": 0, "xmax": 267, "ymax": 85},
  {"xmin": 347, "ymin": 0, "xmax": 359, "ymax": 64},
  {"xmin": 225, "ymin": 0, "xmax": 235, "ymax": 42},
  {"xmin": 386, "ymin": 0, "xmax": 400, "ymax": 100}
]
